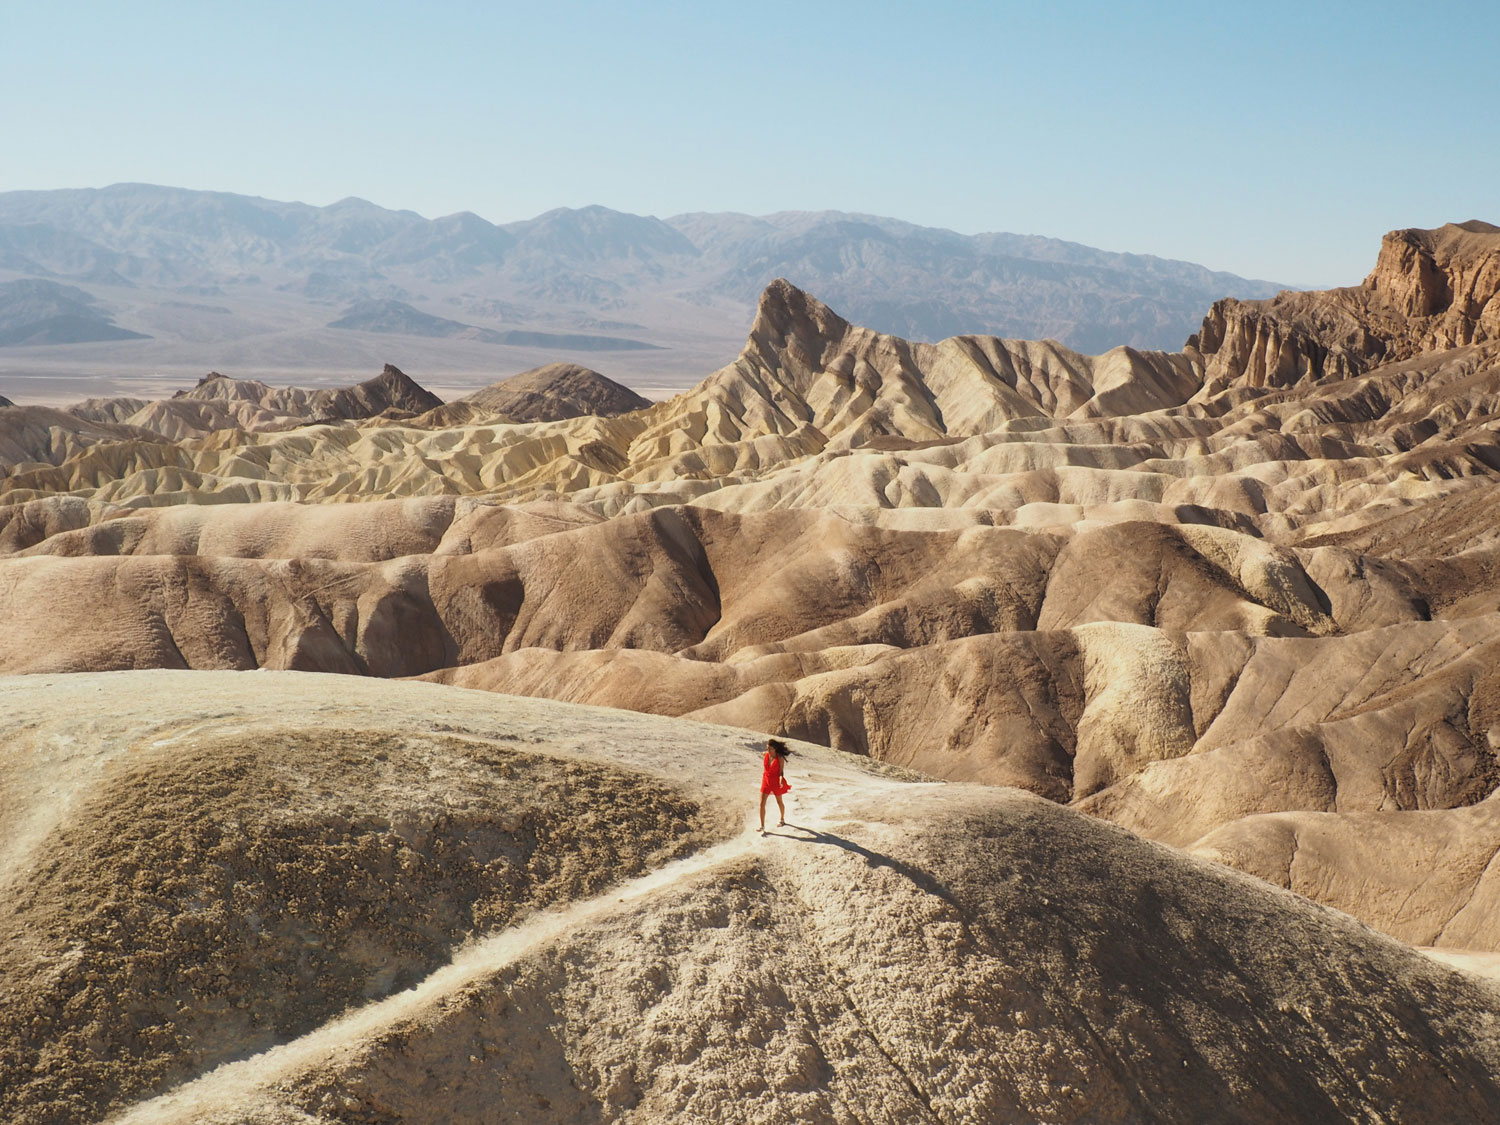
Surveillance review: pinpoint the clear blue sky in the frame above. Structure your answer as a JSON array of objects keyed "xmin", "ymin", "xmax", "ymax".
[{"xmin": 3, "ymin": 0, "xmax": 1496, "ymax": 285}]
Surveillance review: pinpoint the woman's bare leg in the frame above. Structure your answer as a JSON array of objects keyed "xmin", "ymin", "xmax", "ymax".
[
  {"xmin": 774, "ymin": 793, "xmax": 785, "ymax": 826},
  {"xmin": 759, "ymin": 792, "xmax": 768, "ymax": 832}
]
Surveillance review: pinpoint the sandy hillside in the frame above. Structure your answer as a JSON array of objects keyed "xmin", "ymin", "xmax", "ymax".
[{"xmin": 2, "ymin": 671, "xmax": 1499, "ymax": 1124}]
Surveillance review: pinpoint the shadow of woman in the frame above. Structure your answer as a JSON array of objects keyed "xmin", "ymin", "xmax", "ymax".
[{"xmin": 772, "ymin": 822, "xmax": 960, "ymax": 908}]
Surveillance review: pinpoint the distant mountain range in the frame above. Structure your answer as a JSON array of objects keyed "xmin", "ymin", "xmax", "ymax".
[{"xmin": 0, "ymin": 184, "xmax": 1290, "ymax": 389}]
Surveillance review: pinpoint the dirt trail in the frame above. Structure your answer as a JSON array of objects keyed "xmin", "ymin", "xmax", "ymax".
[
  {"xmin": 108, "ymin": 764, "xmax": 888, "ymax": 1124},
  {"xmin": 13, "ymin": 671, "xmax": 1500, "ymax": 1124}
]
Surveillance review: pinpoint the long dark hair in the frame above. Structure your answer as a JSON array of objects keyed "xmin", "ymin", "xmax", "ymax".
[{"xmin": 767, "ymin": 738, "xmax": 792, "ymax": 757}]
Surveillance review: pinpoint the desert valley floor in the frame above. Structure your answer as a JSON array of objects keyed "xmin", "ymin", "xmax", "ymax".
[{"xmin": 4, "ymin": 221, "xmax": 1500, "ymax": 1122}]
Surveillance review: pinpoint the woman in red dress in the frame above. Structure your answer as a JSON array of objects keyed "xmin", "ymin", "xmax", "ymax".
[{"xmin": 759, "ymin": 738, "xmax": 792, "ymax": 834}]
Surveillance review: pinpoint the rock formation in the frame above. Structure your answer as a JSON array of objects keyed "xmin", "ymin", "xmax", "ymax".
[
  {"xmin": 6, "ymin": 222, "xmax": 1500, "ymax": 1118},
  {"xmin": 174, "ymin": 363, "xmax": 443, "ymax": 422},
  {"xmin": 317, "ymin": 361, "xmax": 444, "ymax": 419},
  {"xmin": 0, "ymin": 364, "xmax": 447, "ymax": 450},
  {"xmin": 1193, "ymin": 220, "xmax": 1500, "ymax": 391},
  {"xmin": 416, "ymin": 362, "xmax": 652, "ymax": 426}
]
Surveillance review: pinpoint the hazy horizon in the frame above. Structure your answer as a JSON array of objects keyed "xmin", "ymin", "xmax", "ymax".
[{"xmin": 4, "ymin": 1, "xmax": 1496, "ymax": 287}]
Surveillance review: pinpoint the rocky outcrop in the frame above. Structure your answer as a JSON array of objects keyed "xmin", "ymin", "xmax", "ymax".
[
  {"xmin": 62, "ymin": 395, "xmax": 149, "ymax": 423},
  {"xmin": 171, "ymin": 365, "xmax": 444, "ymax": 421},
  {"xmin": 619, "ymin": 279, "xmax": 1204, "ymax": 477},
  {"xmin": 1193, "ymin": 290, "xmax": 1381, "ymax": 388},
  {"xmin": 319, "ymin": 362, "xmax": 443, "ymax": 419},
  {"xmin": 416, "ymin": 362, "xmax": 650, "ymax": 426},
  {"xmin": 1365, "ymin": 220, "xmax": 1500, "ymax": 346},
  {"xmin": 46, "ymin": 366, "xmax": 453, "ymax": 441},
  {"xmin": 0, "ymin": 406, "xmax": 165, "ymax": 468},
  {"xmin": 1195, "ymin": 221, "xmax": 1500, "ymax": 391}
]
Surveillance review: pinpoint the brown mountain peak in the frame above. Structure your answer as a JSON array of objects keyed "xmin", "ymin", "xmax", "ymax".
[
  {"xmin": 325, "ymin": 364, "xmax": 443, "ymax": 420},
  {"xmin": 459, "ymin": 362, "xmax": 650, "ymax": 423},
  {"xmin": 1364, "ymin": 221, "xmax": 1500, "ymax": 324},
  {"xmin": 741, "ymin": 280, "xmax": 859, "ymax": 391}
]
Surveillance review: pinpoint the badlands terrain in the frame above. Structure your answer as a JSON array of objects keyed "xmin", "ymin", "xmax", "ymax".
[{"xmin": 3, "ymin": 219, "xmax": 1500, "ymax": 1120}]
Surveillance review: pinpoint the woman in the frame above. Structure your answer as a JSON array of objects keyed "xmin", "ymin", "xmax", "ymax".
[{"xmin": 759, "ymin": 738, "xmax": 792, "ymax": 834}]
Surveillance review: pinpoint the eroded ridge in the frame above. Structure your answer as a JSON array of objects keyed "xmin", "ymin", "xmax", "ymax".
[
  {"xmin": 0, "ymin": 672, "xmax": 1497, "ymax": 1124},
  {"xmin": 6, "ymin": 223, "xmax": 1500, "ymax": 1018}
]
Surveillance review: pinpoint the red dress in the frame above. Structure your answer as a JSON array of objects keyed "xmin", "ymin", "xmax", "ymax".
[{"xmin": 761, "ymin": 751, "xmax": 791, "ymax": 796}]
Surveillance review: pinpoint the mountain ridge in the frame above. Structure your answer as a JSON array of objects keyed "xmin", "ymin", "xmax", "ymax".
[{"xmin": 0, "ymin": 183, "xmax": 1289, "ymax": 369}]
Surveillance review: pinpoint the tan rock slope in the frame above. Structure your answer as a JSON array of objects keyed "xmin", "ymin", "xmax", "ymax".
[
  {"xmin": 415, "ymin": 362, "xmax": 653, "ymax": 427},
  {"xmin": 174, "ymin": 362, "xmax": 442, "ymax": 420},
  {"xmin": 1196, "ymin": 220, "xmax": 1500, "ymax": 390},
  {"xmin": 5, "ymin": 672, "xmax": 1500, "ymax": 1124},
  {"xmin": 0, "ymin": 362, "xmax": 446, "ymax": 456},
  {"xmin": 6, "ymin": 223, "xmax": 1500, "ymax": 996}
]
